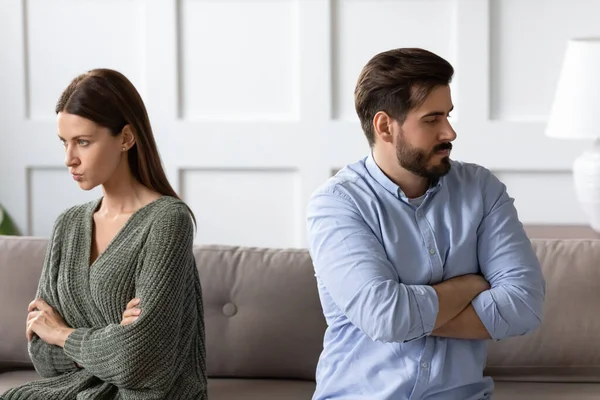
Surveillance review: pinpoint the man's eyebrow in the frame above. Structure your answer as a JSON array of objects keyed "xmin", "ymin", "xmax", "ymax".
[{"xmin": 420, "ymin": 105, "xmax": 454, "ymax": 119}]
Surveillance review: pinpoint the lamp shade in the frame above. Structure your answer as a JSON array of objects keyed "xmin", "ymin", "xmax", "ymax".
[{"xmin": 546, "ymin": 38, "xmax": 600, "ymax": 139}]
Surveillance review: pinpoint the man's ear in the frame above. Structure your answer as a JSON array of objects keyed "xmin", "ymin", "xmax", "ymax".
[
  {"xmin": 373, "ymin": 111, "xmax": 394, "ymax": 144},
  {"xmin": 120, "ymin": 124, "xmax": 136, "ymax": 151}
]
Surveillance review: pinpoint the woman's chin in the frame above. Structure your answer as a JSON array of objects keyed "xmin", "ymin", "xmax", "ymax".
[{"xmin": 75, "ymin": 180, "xmax": 96, "ymax": 191}]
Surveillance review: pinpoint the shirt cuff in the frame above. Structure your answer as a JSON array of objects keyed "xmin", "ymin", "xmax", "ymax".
[
  {"xmin": 472, "ymin": 289, "xmax": 510, "ymax": 340},
  {"xmin": 408, "ymin": 284, "xmax": 439, "ymax": 338}
]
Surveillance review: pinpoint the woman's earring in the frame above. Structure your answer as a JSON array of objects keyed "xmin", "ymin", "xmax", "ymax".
[{"xmin": 122, "ymin": 147, "xmax": 126, "ymax": 151}]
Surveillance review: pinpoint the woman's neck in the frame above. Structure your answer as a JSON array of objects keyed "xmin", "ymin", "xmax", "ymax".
[{"xmin": 99, "ymin": 169, "xmax": 159, "ymax": 217}]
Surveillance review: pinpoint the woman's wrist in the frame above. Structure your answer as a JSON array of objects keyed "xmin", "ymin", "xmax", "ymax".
[{"xmin": 57, "ymin": 327, "xmax": 75, "ymax": 348}]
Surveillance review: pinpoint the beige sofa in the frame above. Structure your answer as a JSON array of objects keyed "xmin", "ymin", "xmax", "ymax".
[{"xmin": 1, "ymin": 235, "xmax": 599, "ymax": 399}]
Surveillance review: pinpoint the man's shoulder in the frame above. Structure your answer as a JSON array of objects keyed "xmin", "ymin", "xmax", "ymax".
[
  {"xmin": 310, "ymin": 157, "xmax": 371, "ymax": 201},
  {"xmin": 446, "ymin": 160, "xmax": 500, "ymax": 188},
  {"xmin": 448, "ymin": 160, "xmax": 491, "ymax": 179},
  {"xmin": 445, "ymin": 161, "xmax": 509, "ymax": 212}
]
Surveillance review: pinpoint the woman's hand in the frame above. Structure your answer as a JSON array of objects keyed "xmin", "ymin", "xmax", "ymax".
[
  {"xmin": 120, "ymin": 297, "xmax": 141, "ymax": 326},
  {"xmin": 26, "ymin": 298, "xmax": 74, "ymax": 348}
]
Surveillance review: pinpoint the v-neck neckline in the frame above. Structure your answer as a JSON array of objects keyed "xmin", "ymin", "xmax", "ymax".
[{"xmin": 85, "ymin": 196, "xmax": 168, "ymax": 269}]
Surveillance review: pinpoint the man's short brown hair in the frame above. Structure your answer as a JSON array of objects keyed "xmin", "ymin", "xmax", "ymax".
[{"xmin": 354, "ymin": 48, "xmax": 454, "ymax": 147}]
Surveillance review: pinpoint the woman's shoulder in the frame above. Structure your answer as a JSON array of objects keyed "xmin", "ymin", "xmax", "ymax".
[
  {"xmin": 53, "ymin": 198, "xmax": 100, "ymax": 229},
  {"xmin": 137, "ymin": 196, "xmax": 193, "ymax": 230},
  {"xmin": 139, "ymin": 197, "xmax": 195, "ymax": 252}
]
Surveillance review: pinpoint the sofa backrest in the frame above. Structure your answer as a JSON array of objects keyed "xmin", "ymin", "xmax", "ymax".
[
  {"xmin": 0, "ymin": 236, "xmax": 327, "ymax": 379},
  {"xmin": 1, "ymin": 235, "xmax": 600, "ymax": 383},
  {"xmin": 195, "ymin": 245, "xmax": 325, "ymax": 380},
  {"xmin": 484, "ymin": 239, "xmax": 600, "ymax": 382},
  {"xmin": 0, "ymin": 236, "xmax": 48, "ymax": 372}
]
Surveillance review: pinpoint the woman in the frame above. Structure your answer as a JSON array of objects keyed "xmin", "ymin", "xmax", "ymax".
[{"xmin": 1, "ymin": 69, "xmax": 207, "ymax": 399}]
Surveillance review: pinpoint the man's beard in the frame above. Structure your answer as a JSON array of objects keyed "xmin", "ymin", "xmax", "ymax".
[{"xmin": 396, "ymin": 133, "xmax": 452, "ymax": 182}]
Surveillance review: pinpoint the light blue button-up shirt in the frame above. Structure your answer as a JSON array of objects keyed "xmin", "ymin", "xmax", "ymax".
[{"xmin": 306, "ymin": 154, "xmax": 545, "ymax": 400}]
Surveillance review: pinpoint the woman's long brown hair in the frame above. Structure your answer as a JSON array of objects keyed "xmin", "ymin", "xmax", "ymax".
[{"xmin": 55, "ymin": 68, "xmax": 196, "ymax": 227}]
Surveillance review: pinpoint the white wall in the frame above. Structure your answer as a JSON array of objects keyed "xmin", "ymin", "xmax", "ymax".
[{"xmin": 0, "ymin": 0, "xmax": 598, "ymax": 248}]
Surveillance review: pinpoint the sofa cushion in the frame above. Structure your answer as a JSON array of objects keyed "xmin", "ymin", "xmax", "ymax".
[
  {"xmin": 207, "ymin": 378, "xmax": 315, "ymax": 400},
  {"xmin": 2, "ymin": 372, "xmax": 598, "ymax": 400},
  {"xmin": 486, "ymin": 239, "xmax": 600, "ymax": 382},
  {"xmin": 493, "ymin": 381, "xmax": 600, "ymax": 400},
  {"xmin": 196, "ymin": 245, "xmax": 326, "ymax": 380},
  {"xmin": 0, "ymin": 236, "xmax": 47, "ymax": 371},
  {"xmin": 0, "ymin": 370, "xmax": 39, "ymax": 393}
]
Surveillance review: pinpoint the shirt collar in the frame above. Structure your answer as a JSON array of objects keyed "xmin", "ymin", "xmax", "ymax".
[{"xmin": 365, "ymin": 152, "xmax": 444, "ymax": 200}]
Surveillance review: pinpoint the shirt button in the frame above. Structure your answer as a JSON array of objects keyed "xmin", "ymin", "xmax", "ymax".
[
  {"xmin": 429, "ymin": 248, "xmax": 436, "ymax": 255},
  {"xmin": 421, "ymin": 362, "xmax": 429, "ymax": 369}
]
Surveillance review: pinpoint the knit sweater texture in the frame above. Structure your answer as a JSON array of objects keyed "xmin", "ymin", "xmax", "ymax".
[{"xmin": 2, "ymin": 196, "xmax": 207, "ymax": 399}]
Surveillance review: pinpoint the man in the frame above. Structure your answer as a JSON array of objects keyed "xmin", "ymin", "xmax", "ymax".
[{"xmin": 306, "ymin": 48, "xmax": 545, "ymax": 400}]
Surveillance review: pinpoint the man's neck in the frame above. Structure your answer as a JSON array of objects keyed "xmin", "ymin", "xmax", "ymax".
[{"xmin": 372, "ymin": 148, "xmax": 429, "ymax": 199}]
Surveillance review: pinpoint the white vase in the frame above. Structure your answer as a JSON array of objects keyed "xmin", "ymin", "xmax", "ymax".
[{"xmin": 573, "ymin": 139, "xmax": 600, "ymax": 232}]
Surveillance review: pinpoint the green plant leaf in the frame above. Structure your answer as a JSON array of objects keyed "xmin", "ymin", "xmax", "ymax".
[{"xmin": 0, "ymin": 204, "xmax": 19, "ymax": 235}]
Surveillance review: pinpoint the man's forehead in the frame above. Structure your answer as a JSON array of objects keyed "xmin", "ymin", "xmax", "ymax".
[{"xmin": 414, "ymin": 87, "xmax": 453, "ymax": 113}]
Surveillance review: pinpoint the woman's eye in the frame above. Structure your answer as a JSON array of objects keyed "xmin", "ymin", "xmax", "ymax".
[{"xmin": 78, "ymin": 140, "xmax": 90, "ymax": 146}]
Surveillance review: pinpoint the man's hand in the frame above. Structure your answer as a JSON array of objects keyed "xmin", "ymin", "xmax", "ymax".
[
  {"xmin": 431, "ymin": 274, "xmax": 490, "ymax": 331},
  {"xmin": 26, "ymin": 298, "xmax": 74, "ymax": 347},
  {"xmin": 120, "ymin": 298, "xmax": 141, "ymax": 326}
]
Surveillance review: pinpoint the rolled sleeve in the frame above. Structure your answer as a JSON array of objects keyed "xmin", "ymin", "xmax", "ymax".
[
  {"xmin": 471, "ymin": 290, "xmax": 510, "ymax": 340},
  {"xmin": 406, "ymin": 284, "xmax": 439, "ymax": 339},
  {"xmin": 475, "ymin": 169, "xmax": 546, "ymax": 340}
]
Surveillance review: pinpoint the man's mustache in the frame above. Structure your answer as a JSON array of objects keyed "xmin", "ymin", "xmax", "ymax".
[{"xmin": 433, "ymin": 142, "xmax": 453, "ymax": 152}]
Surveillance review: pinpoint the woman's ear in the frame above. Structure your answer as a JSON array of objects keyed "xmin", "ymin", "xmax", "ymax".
[{"xmin": 121, "ymin": 124, "xmax": 136, "ymax": 151}]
